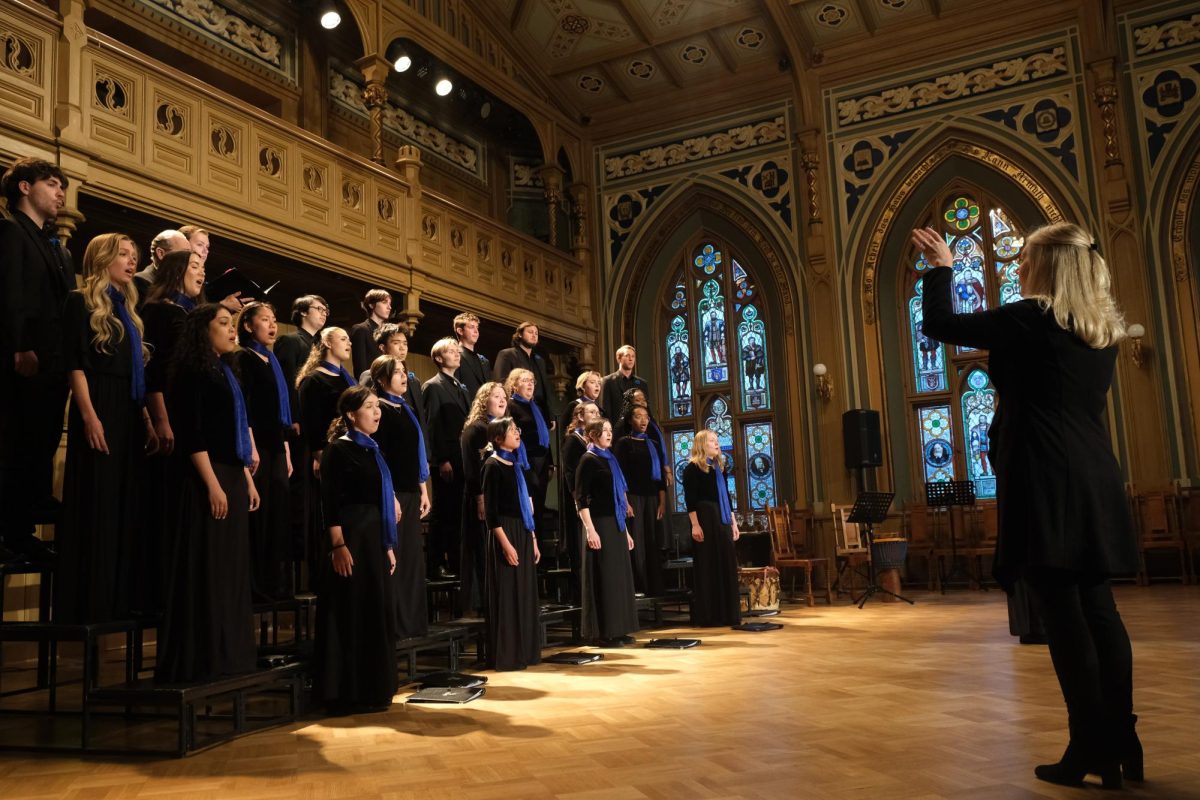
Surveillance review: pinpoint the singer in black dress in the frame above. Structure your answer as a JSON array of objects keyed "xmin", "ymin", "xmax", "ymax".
[
  {"xmin": 613, "ymin": 406, "xmax": 667, "ymax": 596},
  {"xmin": 235, "ymin": 302, "xmax": 293, "ymax": 599},
  {"xmin": 561, "ymin": 401, "xmax": 599, "ymax": 604},
  {"xmin": 156, "ymin": 304, "xmax": 260, "ymax": 683},
  {"xmin": 460, "ymin": 382, "xmax": 508, "ymax": 616},
  {"xmin": 505, "ymin": 368, "xmax": 551, "ymax": 533},
  {"xmin": 369, "ymin": 356, "xmax": 431, "ymax": 639},
  {"xmin": 316, "ymin": 386, "xmax": 398, "ymax": 713},
  {"xmin": 481, "ymin": 418, "xmax": 541, "ymax": 670},
  {"xmin": 575, "ymin": 419, "xmax": 638, "ymax": 645},
  {"xmin": 55, "ymin": 234, "xmax": 155, "ymax": 623},
  {"xmin": 682, "ymin": 430, "xmax": 742, "ymax": 628}
]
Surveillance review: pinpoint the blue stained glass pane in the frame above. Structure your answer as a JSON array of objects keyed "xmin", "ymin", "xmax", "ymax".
[
  {"xmin": 704, "ymin": 397, "xmax": 738, "ymax": 509},
  {"xmin": 698, "ymin": 279, "xmax": 728, "ymax": 384},
  {"xmin": 960, "ymin": 369, "xmax": 997, "ymax": 499},
  {"xmin": 693, "ymin": 243, "xmax": 722, "ymax": 275},
  {"xmin": 670, "ymin": 430, "xmax": 694, "ymax": 513},
  {"xmin": 744, "ymin": 422, "xmax": 777, "ymax": 510},
  {"xmin": 952, "ymin": 230, "xmax": 987, "ymax": 355},
  {"xmin": 732, "ymin": 258, "xmax": 755, "ymax": 312},
  {"xmin": 666, "ymin": 315, "xmax": 693, "ymax": 418},
  {"xmin": 737, "ymin": 304, "xmax": 770, "ymax": 411},
  {"xmin": 990, "ymin": 207, "xmax": 1025, "ymax": 305},
  {"xmin": 918, "ymin": 405, "xmax": 955, "ymax": 484},
  {"xmin": 909, "ymin": 277, "xmax": 947, "ymax": 393}
]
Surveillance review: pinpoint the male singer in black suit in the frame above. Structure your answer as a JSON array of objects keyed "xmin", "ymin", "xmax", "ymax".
[
  {"xmin": 423, "ymin": 338, "xmax": 469, "ymax": 581},
  {"xmin": 349, "ymin": 288, "xmax": 392, "ymax": 376},
  {"xmin": 0, "ymin": 158, "xmax": 77, "ymax": 561},
  {"xmin": 132, "ymin": 229, "xmax": 189, "ymax": 305},
  {"xmin": 600, "ymin": 344, "xmax": 649, "ymax": 419},
  {"xmin": 453, "ymin": 311, "xmax": 490, "ymax": 402},
  {"xmin": 493, "ymin": 321, "xmax": 554, "ymax": 429}
]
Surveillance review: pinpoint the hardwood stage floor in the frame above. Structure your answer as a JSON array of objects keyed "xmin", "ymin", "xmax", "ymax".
[{"xmin": 2, "ymin": 585, "xmax": 1198, "ymax": 799}]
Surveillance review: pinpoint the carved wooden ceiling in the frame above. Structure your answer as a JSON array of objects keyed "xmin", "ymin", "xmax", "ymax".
[{"xmin": 493, "ymin": 0, "xmax": 1024, "ymax": 118}]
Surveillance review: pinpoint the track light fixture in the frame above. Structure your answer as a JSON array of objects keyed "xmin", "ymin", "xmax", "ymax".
[
  {"xmin": 393, "ymin": 55, "xmax": 411, "ymax": 72},
  {"xmin": 319, "ymin": 6, "xmax": 341, "ymax": 29},
  {"xmin": 435, "ymin": 78, "xmax": 453, "ymax": 96}
]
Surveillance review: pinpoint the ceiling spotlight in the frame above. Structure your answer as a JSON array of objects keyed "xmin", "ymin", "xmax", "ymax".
[
  {"xmin": 480, "ymin": 101, "xmax": 492, "ymax": 119},
  {"xmin": 319, "ymin": 10, "xmax": 341, "ymax": 29},
  {"xmin": 393, "ymin": 55, "xmax": 411, "ymax": 72},
  {"xmin": 435, "ymin": 78, "xmax": 453, "ymax": 96}
]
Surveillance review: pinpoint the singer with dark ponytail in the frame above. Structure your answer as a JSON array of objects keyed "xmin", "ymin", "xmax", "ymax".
[
  {"xmin": 481, "ymin": 416, "xmax": 541, "ymax": 670},
  {"xmin": 235, "ymin": 301, "xmax": 293, "ymax": 599},
  {"xmin": 54, "ymin": 233, "xmax": 156, "ymax": 623},
  {"xmin": 315, "ymin": 385, "xmax": 399, "ymax": 714},
  {"xmin": 156, "ymin": 303, "xmax": 260, "ymax": 683},
  {"xmin": 368, "ymin": 355, "xmax": 431, "ymax": 638},
  {"xmin": 682, "ymin": 429, "xmax": 741, "ymax": 628}
]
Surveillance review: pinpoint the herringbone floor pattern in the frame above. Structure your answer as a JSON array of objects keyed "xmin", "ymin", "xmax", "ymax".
[{"xmin": 2, "ymin": 585, "xmax": 1198, "ymax": 799}]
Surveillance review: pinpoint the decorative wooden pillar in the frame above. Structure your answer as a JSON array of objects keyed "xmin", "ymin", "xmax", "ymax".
[
  {"xmin": 567, "ymin": 182, "xmax": 590, "ymax": 262},
  {"xmin": 356, "ymin": 55, "xmax": 391, "ymax": 165},
  {"xmin": 402, "ymin": 288, "xmax": 424, "ymax": 334},
  {"xmin": 539, "ymin": 164, "xmax": 564, "ymax": 247},
  {"xmin": 395, "ymin": 144, "xmax": 424, "ymax": 268}
]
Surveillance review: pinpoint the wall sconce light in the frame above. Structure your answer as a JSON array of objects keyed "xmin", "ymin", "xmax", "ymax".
[
  {"xmin": 1127, "ymin": 323, "xmax": 1147, "ymax": 368},
  {"xmin": 813, "ymin": 363, "xmax": 833, "ymax": 401}
]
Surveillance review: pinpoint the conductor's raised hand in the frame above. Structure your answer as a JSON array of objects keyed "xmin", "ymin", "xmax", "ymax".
[{"xmin": 910, "ymin": 227, "xmax": 953, "ymax": 268}]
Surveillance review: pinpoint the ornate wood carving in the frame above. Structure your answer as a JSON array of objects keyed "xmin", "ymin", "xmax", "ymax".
[
  {"xmin": 800, "ymin": 152, "xmax": 822, "ymax": 225},
  {"xmin": 1093, "ymin": 83, "xmax": 1122, "ymax": 167},
  {"xmin": 603, "ymin": 116, "xmax": 786, "ymax": 180}
]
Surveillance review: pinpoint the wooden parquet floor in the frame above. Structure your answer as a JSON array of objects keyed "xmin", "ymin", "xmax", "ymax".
[{"xmin": 2, "ymin": 585, "xmax": 1198, "ymax": 799}]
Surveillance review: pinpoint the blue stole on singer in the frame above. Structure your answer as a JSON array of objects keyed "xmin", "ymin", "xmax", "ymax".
[
  {"xmin": 495, "ymin": 449, "xmax": 536, "ymax": 531},
  {"xmin": 247, "ymin": 341, "xmax": 292, "ymax": 427},
  {"xmin": 381, "ymin": 392, "xmax": 430, "ymax": 483},
  {"xmin": 348, "ymin": 430, "xmax": 398, "ymax": 549},
  {"xmin": 587, "ymin": 444, "xmax": 630, "ymax": 533},
  {"xmin": 324, "ymin": 361, "xmax": 356, "ymax": 387},
  {"xmin": 106, "ymin": 286, "xmax": 145, "ymax": 405},
  {"xmin": 709, "ymin": 457, "xmax": 733, "ymax": 525},
  {"xmin": 630, "ymin": 431, "xmax": 662, "ymax": 481},
  {"xmin": 511, "ymin": 394, "xmax": 549, "ymax": 448},
  {"xmin": 219, "ymin": 362, "xmax": 253, "ymax": 467}
]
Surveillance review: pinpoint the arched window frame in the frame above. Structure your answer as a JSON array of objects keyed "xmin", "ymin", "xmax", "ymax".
[
  {"xmin": 658, "ymin": 234, "xmax": 779, "ymax": 518},
  {"xmin": 901, "ymin": 182, "xmax": 1032, "ymax": 500}
]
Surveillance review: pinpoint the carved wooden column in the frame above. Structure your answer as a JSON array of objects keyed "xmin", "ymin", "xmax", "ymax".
[
  {"xmin": 567, "ymin": 182, "xmax": 590, "ymax": 262},
  {"xmin": 539, "ymin": 164, "xmax": 564, "ymax": 248},
  {"xmin": 401, "ymin": 288, "xmax": 424, "ymax": 334},
  {"xmin": 356, "ymin": 55, "xmax": 391, "ymax": 165},
  {"xmin": 395, "ymin": 144, "xmax": 424, "ymax": 268}
]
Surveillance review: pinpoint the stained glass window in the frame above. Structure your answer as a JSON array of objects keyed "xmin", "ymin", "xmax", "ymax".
[
  {"xmin": 744, "ymin": 422, "xmax": 777, "ymax": 510},
  {"xmin": 960, "ymin": 369, "xmax": 997, "ymax": 499},
  {"xmin": 917, "ymin": 405, "xmax": 955, "ymax": 484},
  {"xmin": 737, "ymin": 305, "xmax": 770, "ymax": 410},
  {"xmin": 904, "ymin": 187, "xmax": 1028, "ymax": 502},
  {"xmin": 662, "ymin": 240, "xmax": 777, "ymax": 519}
]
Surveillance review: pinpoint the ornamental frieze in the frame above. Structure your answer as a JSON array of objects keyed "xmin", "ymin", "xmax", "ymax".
[
  {"xmin": 1133, "ymin": 13, "xmax": 1200, "ymax": 57},
  {"xmin": 602, "ymin": 116, "xmax": 787, "ymax": 181},
  {"xmin": 834, "ymin": 47, "xmax": 1069, "ymax": 128},
  {"xmin": 136, "ymin": 0, "xmax": 292, "ymax": 79}
]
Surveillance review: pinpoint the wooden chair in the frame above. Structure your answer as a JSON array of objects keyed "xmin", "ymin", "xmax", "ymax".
[
  {"xmin": 1179, "ymin": 486, "xmax": 1200, "ymax": 579},
  {"xmin": 766, "ymin": 504, "xmax": 832, "ymax": 606},
  {"xmin": 901, "ymin": 503, "xmax": 937, "ymax": 590},
  {"xmin": 1134, "ymin": 491, "xmax": 1192, "ymax": 584},
  {"xmin": 831, "ymin": 503, "xmax": 871, "ymax": 598},
  {"xmin": 960, "ymin": 501, "xmax": 999, "ymax": 589}
]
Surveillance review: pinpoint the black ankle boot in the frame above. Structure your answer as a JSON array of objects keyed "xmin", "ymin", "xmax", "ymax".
[
  {"xmin": 1035, "ymin": 742, "xmax": 1123, "ymax": 790},
  {"xmin": 1121, "ymin": 714, "xmax": 1144, "ymax": 782}
]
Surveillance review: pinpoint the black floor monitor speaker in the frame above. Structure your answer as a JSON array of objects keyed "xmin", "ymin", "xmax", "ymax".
[{"xmin": 843, "ymin": 409, "xmax": 883, "ymax": 469}]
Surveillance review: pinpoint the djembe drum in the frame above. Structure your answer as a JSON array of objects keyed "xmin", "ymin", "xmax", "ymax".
[
  {"xmin": 737, "ymin": 566, "xmax": 780, "ymax": 612},
  {"xmin": 870, "ymin": 537, "xmax": 908, "ymax": 602}
]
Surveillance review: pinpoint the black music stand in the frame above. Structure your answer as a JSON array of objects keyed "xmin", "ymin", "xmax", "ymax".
[
  {"xmin": 925, "ymin": 480, "xmax": 976, "ymax": 593},
  {"xmin": 847, "ymin": 491, "xmax": 912, "ymax": 608}
]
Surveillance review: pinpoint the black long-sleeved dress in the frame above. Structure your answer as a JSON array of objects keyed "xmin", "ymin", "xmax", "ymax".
[
  {"xmin": 54, "ymin": 291, "xmax": 144, "ymax": 623},
  {"xmin": 373, "ymin": 401, "xmax": 428, "ymax": 638},
  {"xmin": 614, "ymin": 435, "xmax": 667, "ymax": 595},
  {"xmin": 575, "ymin": 451, "xmax": 638, "ymax": 641},
  {"xmin": 235, "ymin": 348, "xmax": 291, "ymax": 599},
  {"xmin": 460, "ymin": 418, "xmax": 490, "ymax": 614},
  {"xmin": 482, "ymin": 455, "xmax": 540, "ymax": 670},
  {"xmin": 155, "ymin": 360, "xmax": 257, "ymax": 683},
  {"xmin": 682, "ymin": 462, "xmax": 741, "ymax": 627},
  {"xmin": 315, "ymin": 437, "xmax": 398, "ymax": 711},
  {"xmin": 298, "ymin": 369, "xmax": 351, "ymax": 589}
]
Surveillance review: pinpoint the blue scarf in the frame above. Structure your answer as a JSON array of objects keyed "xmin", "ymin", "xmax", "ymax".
[
  {"xmin": 511, "ymin": 394, "xmax": 549, "ymax": 448},
  {"xmin": 106, "ymin": 287, "xmax": 145, "ymax": 405},
  {"xmin": 349, "ymin": 429, "xmax": 398, "ymax": 549},
  {"xmin": 381, "ymin": 391, "xmax": 430, "ymax": 483},
  {"xmin": 219, "ymin": 362, "xmax": 253, "ymax": 467},
  {"xmin": 496, "ymin": 448, "xmax": 536, "ymax": 532},
  {"xmin": 709, "ymin": 457, "xmax": 733, "ymax": 525},
  {"xmin": 248, "ymin": 341, "xmax": 292, "ymax": 428},
  {"xmin": 324, "ymin": 360, "xmax": 356, "ymax": 387},
  {"xmin": 489, "ymin": 413, "xmax": 529, "ymax": 470},
  {"xmin": 174, "ymin": 293, "xmax": 196, "ymax": 312},
  {"xmin": 587, "ymin": 444, "xmax": 630, "ymax": 533},
  {"xmin": 630, "ymin": 432, "xmax": 662, "ymax": 481}
]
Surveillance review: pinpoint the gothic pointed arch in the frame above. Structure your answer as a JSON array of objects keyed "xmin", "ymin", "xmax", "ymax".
[
  {"xmin": 1163, "ymin": 133, "xmax": 1200, "ymax": 475},
  {"xmin": 608, "ymin": 183, "xmax": 812, "ymax": 513}
]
